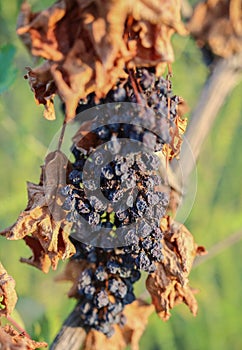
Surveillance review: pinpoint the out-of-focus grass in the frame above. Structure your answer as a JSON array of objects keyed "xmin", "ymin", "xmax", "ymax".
[{"xmin": 0, "ymin": 1, "xmax": 242, "ymax": 349}]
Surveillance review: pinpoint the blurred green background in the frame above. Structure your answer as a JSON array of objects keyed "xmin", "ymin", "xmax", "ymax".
[{"xmin": 0, "ymin": 1, "xmax": 242, "ymax": 349}]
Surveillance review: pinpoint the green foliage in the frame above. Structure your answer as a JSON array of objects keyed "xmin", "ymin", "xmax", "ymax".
[{"xmin": 0, "ymin": 44, "xmax": 17, "ymax": 94}]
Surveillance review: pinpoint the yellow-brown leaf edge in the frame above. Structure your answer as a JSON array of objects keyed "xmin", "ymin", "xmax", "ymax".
[
  {"xmin": 146, "ymin": 217, "xmax": 206, "ymax": 320},
  {"xmin": 0, "ymin": 151, "xmax": 75, "ymax": 273}
]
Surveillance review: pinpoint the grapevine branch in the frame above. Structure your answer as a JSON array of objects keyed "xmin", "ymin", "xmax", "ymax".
[
  {"xmin": 50, "ymin": 306, "xmax": 86, "ymax": 350},
  {"xmin": 50, "ymin": 55, "xmax": 242, "ymax": 350},
  {"xmin": 158, "ymin": 53, "xmax": 242, "ymax": 197},
  {"xmin": 174, "ymin": 53, "xmax": 242, "ymax": 184},
  {"xmin": 6, "ymin": 315, "xmax": 31, "ymax": 339},
  {"xmin": 193, "ymin": 228, "xmax": 242, "ymax": 268}
]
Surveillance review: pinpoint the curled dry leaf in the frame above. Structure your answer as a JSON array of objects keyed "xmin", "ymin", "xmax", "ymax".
[
  {"xmin": 162, "ymin": 114, "xmax": 187, "ymax": 160},
  {"xmin": 24, "ymin": 63, "xmax": 57, "ymax": 120},
  {"xmin": 0, "ymin": 324, "xmax": 47, "ymax": 350},
  {"xmin": 146, "ymin": 217, "xmax": 206, "ymax": 320},
  {"xmin": 188, "ymin": 0, "xmax": 242, "ymax": 58},
  {"xmin": 121, "ymin": 299, "xmax": 154, "ymax": 350},
  {"xmin": 17, "ymin": 0, "xmax": 187, "ymax": 121},
  {"xmin": 0, "ymin": 151, "xmax": 75, "ymax": 273},
  {"xmin": 83, "ymin": 300, "xmax": 154, "ymax": 350},
  {"xmin": 0, "ymin": 263, "xmax": 17, "ymax": 317}
]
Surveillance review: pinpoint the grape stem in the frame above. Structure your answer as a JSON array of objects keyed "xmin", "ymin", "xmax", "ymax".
[
  {"xmin": 128, "ymin": 69, "xmax": 142, "ymax": 104},
  {"xmin": 58, "ymin": 121, "xmax": 67, "ymax": 151},
  {"xmin": 6, "ymin": 315, "xmax": 31, "ymax": 339},
  {"xmin": 50, "ymin": 305, "xmax": 86, "ymax": 350},
  {"xmin": 172, "ymin": 52, "xmax": 242, "ymax": 185}
]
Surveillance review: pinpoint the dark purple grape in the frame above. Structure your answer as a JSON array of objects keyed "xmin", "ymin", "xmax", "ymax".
[
  {"xmin": 88, "ymin": 212, "xmax": 100, "ymax": 226},
  {"xmin": 142, "ymin": 236, "xmax": 153, "ymax": 250},
  {"xmin": 77, "ymin": 200, "xmax": 90, "ymax": 214},
  {"xmin": 108, "ymin": 279, "xmax": 119, "ymax": 294},
  {"xmin": 123, "ymin": 291, "xmax": 135, "ymax": 305},
  {"xmin": 107, "ymin": 261, "xmax": 120, "ymax": 274},
  {"xmin": 89, "ymin": 196, "xmax": 106, "ymax": 212},
  {"xmin": 96, "ymin": 126, "xmax": 111, "ymax": 140},
  {"xmin": 83, "ymin": 285, "xmax": 96, "ymax": 299},
  {"xmin": 80, "ymin": 301, "xmax": 91, "ymax": 314},
  {"xmin": 69, "ymin": 170, "xmax": 82, "ymax": 185},
  {"xmin": 95, "ymin": 290, "xmax": 109, "ymax": 308},
  {"xmin": 101, "ymin": 164, "xmax": 114, "ymax": 180},
  {"xmin": 136, "ymin": 251, "xmax": 151, "ymax": 271},
  {"xmin": 136, "ymin": 199, "xmax": 148, "ymax": 213},
  {"xmin": 78, "ymin": 269, "xmax": 92, "ymax": 288},
  {"xmin": 95, "ymin": 266, "xmax": 108, "ymax": 281}
]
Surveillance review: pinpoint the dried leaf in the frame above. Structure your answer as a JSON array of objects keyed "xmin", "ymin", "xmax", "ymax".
[
  {"xmin": 24, "ymin": 63, "xmax": 57, "ymax": 120},
  {"xmin": 17, "ymin": 0, "xmax": 186, "ymax": 121},
  {"xmin": 162, "ymin": 115, "xmax": 187, "ymax": 160},
  {"xmin": 16, "ymin": 1, "xmax": 33, "ymax": 54},
  {"xmin": 146, "ymin": 217, "xmax": 202, "ymax": 320},
  {"xmin": 83, "ymin": 328, "xmax": 125, "ymax": 350},
  {"xmin": 0, "ymin": 324, "xmax": 47, "ymax": 349},
  {"xmin": 72, "ymin": 120, "xmax": 102, "ymax": 151},
  {"xmin": 83, "ymin": 300, "xmax": 154, "ymax": 350},
  {"xmin": 188, "ymin": 0, "xmax": 242, "ymax": 58},
  {"xmin": 0, "ymin": 263, "xmax": 17, "ymax": 317},
  {"xmin": 122, "ymin": 299, "xmax": 154, "ymax": 350},
  {"xmin": 0, "ymin": 151, "xmax": 75, "ymax": 273}
]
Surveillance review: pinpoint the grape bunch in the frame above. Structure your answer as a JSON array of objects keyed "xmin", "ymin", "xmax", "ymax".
[
  {"xmin": 76, "ymin": 67, "xmax": 179, "ymax": 127},
  {"xmin": 70, "ymin": 239, "xmax": 140, "ymax": 337},
  {"xmin": 60, "ymin": 67, "xmax": 180, "ymax": 336},
  {"xmin": 62, "ymin": 141, "xmax": 168, "ymax": 252}
]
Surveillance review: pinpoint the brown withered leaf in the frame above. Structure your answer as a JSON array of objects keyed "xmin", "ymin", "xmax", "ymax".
[
  {"xmin": 24, "ymin": 63, "xmax": 57, "ymax": 120},
  {"xmin": 0, "ymin": 324, "xmax": 47, "ymax": 349},
  {"xmin": 71, "ymin": 120, "xmax": 102, "ymax": 152},
  {"xmin": 162, "ymin": 115, "xmax": 187, "ymax": 160},
  {"xmin": 0, "ymin": 151, "xmax": 75, "ymax": 273},
  {"xmin": 146, "ymin": 217, "xmax": 205, "ymax": 320},
  {"xmin": 16, "ymin": 1, "xmax": 33, "ymax": 54},
  {"xmin": 83, "ymin": 328, "xmax": 126, "ymax": 350},
  {"xmin": 83, "ymin": 300, "xmax": 154, "ymax": 350},
  {"xmin": 17, "ymin": 0, "xmax": 186, "ymax": 121},
  {"xmin": 0, "ymin": 263, "xmax": 17, "ymax": 317},
  {"xmin": 121, "ymin": 299, "xmax": 154, "ymax": 350},
  {"xmin": 188, "ymin": 0, "xmax": 242, "ymax": 58}
]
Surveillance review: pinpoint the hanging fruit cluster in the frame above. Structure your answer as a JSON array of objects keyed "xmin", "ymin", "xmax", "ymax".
[{"xmin": 1, "ymin": 0, "xmax": 206, "ymax": 348}]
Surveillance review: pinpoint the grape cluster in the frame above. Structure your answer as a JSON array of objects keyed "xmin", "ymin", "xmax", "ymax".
[
  {"xmin": 62, "ymin": 142, "xmax": 168, "ymax": 251},
  {"xmin": 70, "ymin": 239, "xmax": 140, "ymax": 337},
  {"xmin": 76, "ymin": 67, "xmax": 179, "ymax": 126},
  {"xmin": 76, "ymin": 68, "xmax": 179, "ymax": 149},
  {"xmin": 61, "ymin": 67, "xmax": 179, "ymax": 335}
]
